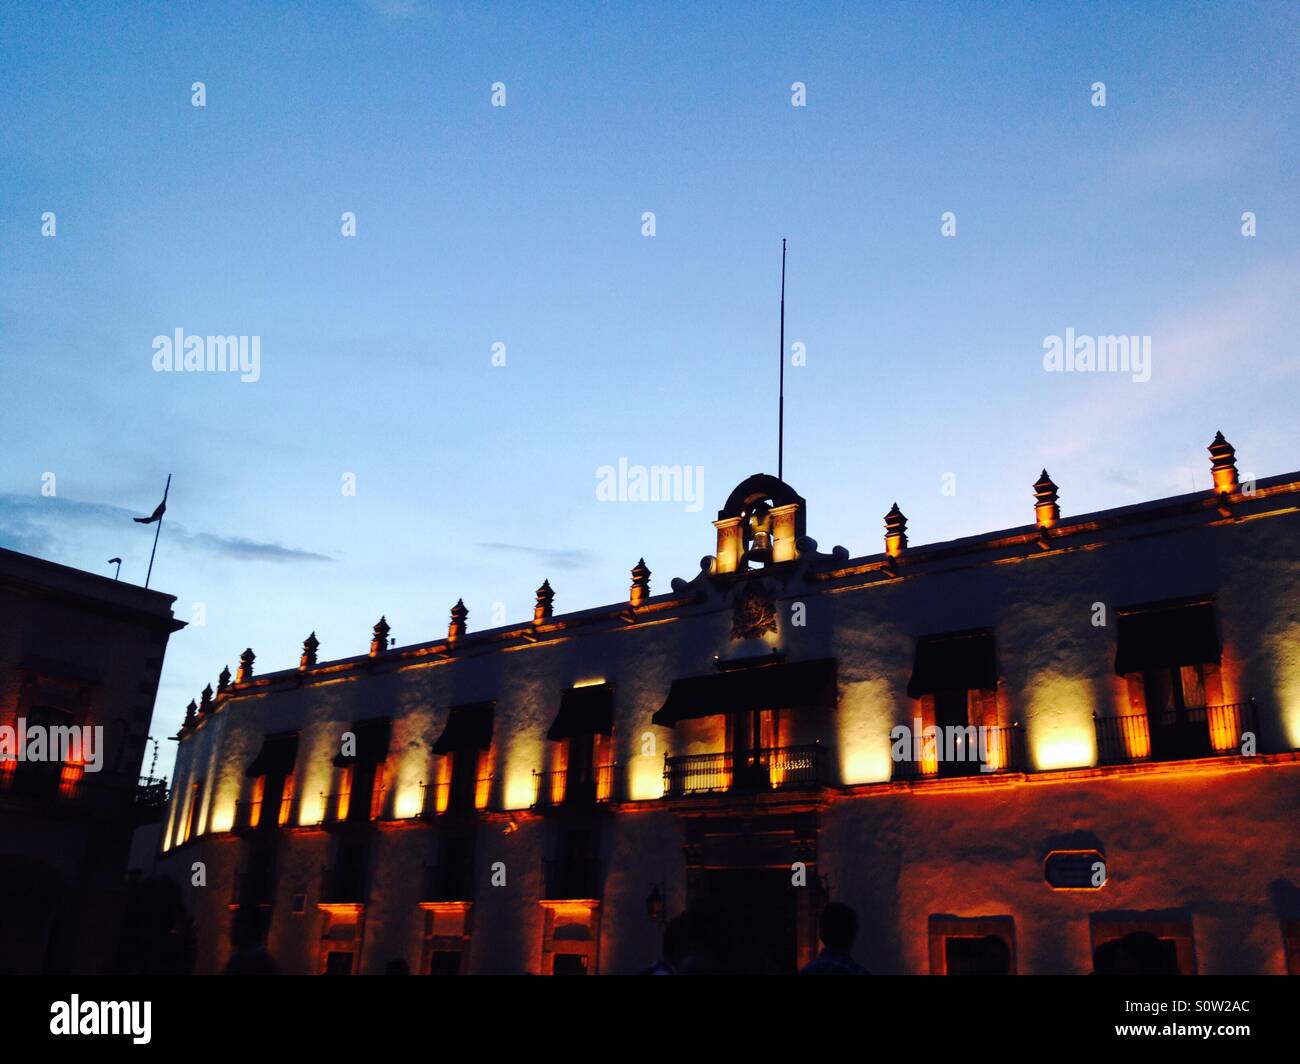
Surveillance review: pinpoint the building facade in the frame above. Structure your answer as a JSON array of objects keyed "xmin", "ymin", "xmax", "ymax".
[
  {"xmin": 0, "ymin": 547, "xmax": 185, "ymax": 974},
  {"xmin": 160, "ymin": 434, "xmax": 1300, "ymax": 974}
]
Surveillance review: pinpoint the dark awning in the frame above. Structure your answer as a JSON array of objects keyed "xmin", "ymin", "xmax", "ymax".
[
  {"xmin": 333, "ymin": 717, "xmax": 392, "ymax": 767},
  {"xmin": 1114, "ymin": 600, "xmax": 1219, "ymax": 675},
  {"xmin": 906, "ymin": 630, "xmax": 998, "ymax": 698},
  {"xmin": 247, "ymin": 733, "xmax": 299, "ymax": 778},
  {"xmin": 652, "ymin": 658, "xmax": 837, "ymax": 726},
  {"xmin": 432, "ymin": 701, "xmax": 495, "ymax": 754},
  {"xmin": 547, "ymin": 684, "xmax": 614, "ymax": 741}
]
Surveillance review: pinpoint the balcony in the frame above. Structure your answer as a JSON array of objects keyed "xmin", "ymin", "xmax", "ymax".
[
  {"xmin": 233, "ymin": 799, "xmax": 264, "ymax": 835},
  {"xmin": 1094, "ymin": 700, "xmax": 1256, "ymax": 765},
  {"xmin": 662, "ymin": 744, "xmax": 827, "ymax": 798},
  {"xmin": 318, "ymin": 787, "xmax": 387, "ymax": 828},
  {"xmin": 531, "ymin": 765, "xmax": 617, "ymax": 809},
  {"xmin": 891, "ymin": 724, "xmax": 1025, "ymax": 781},
  {"xmin": 418, "ymin": 776, "xmax": 493, "ymax": 817}
]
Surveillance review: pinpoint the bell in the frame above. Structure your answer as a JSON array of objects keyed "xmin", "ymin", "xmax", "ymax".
[{"xmin": 747, "ymin": 530, "xmax": 774, "ymax": 564}]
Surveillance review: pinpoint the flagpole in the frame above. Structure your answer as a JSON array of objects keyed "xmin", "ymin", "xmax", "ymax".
[
  {"xmin": 145, "ymin": 474, "xmax": 171, "ymax": 590},
  {"xmin": 778, "ymin": 238, "xmax": 786, "ymax": 482}
]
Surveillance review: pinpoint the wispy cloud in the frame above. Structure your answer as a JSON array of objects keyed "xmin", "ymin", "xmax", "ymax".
[
  {"xmin": 478, "ymin": 542, "xmax": 593, "ymax": 571},
  {"xmin": 0, "ymin": 495, "xmax": 333, "ymax": 564}
]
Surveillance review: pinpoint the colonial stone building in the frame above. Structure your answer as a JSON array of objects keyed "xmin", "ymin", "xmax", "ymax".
[
  {"xmin": 0, "ymin": 547, "xmax": 184, "ymax": 973},
  {"xmin": 160, "ymin": 433, "xmax": 1300, "ymax": 974}
]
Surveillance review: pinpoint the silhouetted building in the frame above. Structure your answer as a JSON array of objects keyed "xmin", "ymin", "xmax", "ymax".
[
  {"xmin": 0, "ymin": 547, "xmax": 185, "ymax": 973},
  {"xmin": 160, "ymin": 434, "xmax": 1300, "ymax": 973}
]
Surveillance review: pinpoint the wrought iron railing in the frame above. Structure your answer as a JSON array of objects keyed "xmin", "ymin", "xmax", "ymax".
[
  {"xmin": 891, "ymin": 723, "xmax": 1026, "ymax": 780},
  {"xmin": 662, "ymin": 743, "xmax": 827, "ymax": 797},
  {"xmin": 1094, "ymin": 700, "xmax": 1256, "ymax": 764},
  {"xmin": 418, "ymin": 776, "xmax": 493, "ymax": 817},
  {"xmin": 531, "ymin": 764, "xmax": 617, "ymax": 808}
]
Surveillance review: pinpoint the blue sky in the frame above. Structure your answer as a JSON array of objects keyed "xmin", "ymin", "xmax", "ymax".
[{"xmin": 2, "ymin": 1, "xmax": 1297, "ymax": 780}]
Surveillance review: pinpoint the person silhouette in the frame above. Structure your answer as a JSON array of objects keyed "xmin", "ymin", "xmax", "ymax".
[{"xmin": 799, "ymin": 902, "xmax": 870, "ymax": 974}]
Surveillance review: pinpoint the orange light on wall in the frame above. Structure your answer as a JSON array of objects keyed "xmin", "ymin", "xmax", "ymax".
[
  {"xmin": 370, "ymin": 764, "xmax": 386, "ymax": 819},
  {"xmin": 336, "ymin": 766, "xmax": 353, "ymax": 822},
  {"xmin": 919, "ymin": 726, "xmax": 939, "ymax": 777},
  {"xmin": 59, "ymin": 760, "xmax": 84, "ymax": 798},
  {"xmin": 1121, "ymin": 716, "xmax": 1151, "ymax": 761},
  {"xmin": 249, "ymin": 776, "xmax": 265, "ymax": 829},
  {"xmin": 278, "ymin": 774, "xmax": 295, "ymax": 826}
]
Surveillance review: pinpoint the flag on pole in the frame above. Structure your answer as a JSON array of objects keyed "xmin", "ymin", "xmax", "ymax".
[
  {"xmin": 138, "ymin": 475, "xmax": 172, "ymax": 589},
  {"xmin": 134, "ymin": 499, "xmax": 166, "ymax": 524}
]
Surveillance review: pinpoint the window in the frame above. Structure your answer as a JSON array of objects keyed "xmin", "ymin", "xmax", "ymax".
[
  {"xmin": 324, "ymin": 951, "xmax": 354, "ymax": 975},
  {"xmin": 420, "ymin": 902, "xmax": 472, "ymax": 974},
  {"xmin": 539, "ymin": 901, "xmax": 600, "ymax": 975},
  {"xmin": 318, "ymin": 907, "xmax": 364, "ymax": 974},
  {"xmin": 429, "ymin": 950, "xmax": 463, "ymax": 975},
  {"xmin": 904, "ymin": 631, "xmax": 1009, "ymax": 777},
  {"xmin": 1109, "ymin": 599, "xmax": 1233, "ymax": 762},
  {"xmin": 929, "ymin": 916, "xmax": 1016, "ymax": 974},
  {"xmin": 1091, "ymin": 916, "xmax": 1195, "ymax": 974}
]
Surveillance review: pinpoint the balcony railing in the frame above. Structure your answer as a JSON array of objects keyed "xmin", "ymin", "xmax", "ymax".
[
  {"xmin": 318, "ymin": 787, "xmax": 388, "ymax": 827},
  {"xmin": 662, "ymin": 744, "xmax": 827, "ymax": 797},
  {"xmin": 1094, "ymin": 700, "xmax": 1256, "ymax": 764},
  {"xmin": 531, "ymin": 765, "xmax": 617, "ymax": 808},
  {"xmin": 418, "ymin": 776, "xmax": 493, "ymax": 817},
  {"xmin": 542, "ymin": 856, "xmax": 601, "ymax": 900},
  {"xmin": 891, "ymin": 723, "xmax": 1026, "ymax": 781}
]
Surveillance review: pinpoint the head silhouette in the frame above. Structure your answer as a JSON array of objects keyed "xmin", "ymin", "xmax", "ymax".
[{"xmin": 819, "ymin": 902, "xmax": 859, "ymax": 952}]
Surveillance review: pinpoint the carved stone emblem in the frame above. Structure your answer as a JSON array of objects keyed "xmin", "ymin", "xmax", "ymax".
[{"xmin": 731, "ymin": 584, "xmax": 777, "ymax": 641}]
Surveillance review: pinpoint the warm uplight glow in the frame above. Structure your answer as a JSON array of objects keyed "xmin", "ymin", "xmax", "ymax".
[
  {"xmin": 210, "ymin": 801, "xmax": 235, "ymax": 834},
  {"xmin": 572, "ymin": 677, "xmax": 606, "ymax": 688},
  {"xmin": 1026, "ymin": 675, "xmax": 1099, "ymax": 770},
  {"xmin": 836, "ymin": 679, "xmax": 897, "ymax": 784},
  {"xmin": 279, "ymin": 774, "xmax": 295, "ymax": 826},
  {"xmin": 249, "ymin": 776, "xmax": 265, "ymax": 828},
  {"xmin": 336, "ymin": 766, "xmax": 353, "ymax": 822},
  {"xmin": 394, "ymin": 783, "xmax": 423, "ymax": 819},
  {"xmin": 629, "ymin": 754, "xmax": 663, "ymax": 800},
  {"xmin": 504, "ymin": 769, "xmax": 536, "ymax": 810}
]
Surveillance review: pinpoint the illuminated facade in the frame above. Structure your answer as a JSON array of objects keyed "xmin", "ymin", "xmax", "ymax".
[
  {"xmin": 0, "ymin": 547, "xmax": 184, "ymax": 974},
  {"xmin": 161, "ymin": 434, "xmax": 1300, "ymax": 974}
]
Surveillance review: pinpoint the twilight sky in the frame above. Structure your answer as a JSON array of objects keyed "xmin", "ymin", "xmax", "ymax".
[{"xmin": 2, "ymin": 1, "xmax": 1298, "ymax": 781}]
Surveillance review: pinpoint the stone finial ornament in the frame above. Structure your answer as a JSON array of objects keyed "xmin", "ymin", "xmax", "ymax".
[
  {"xmin": 884, "ymin": 503, "xmax": 908, "ymax": 558},
  {"xmin": 370, "ymin": 616, "xmax": 391, "ymax": 657},
  {"xmin": 300, "ymin": 632, "xmax": 319, "ymax": 670},
  {"xmin": 1033, "ymin": 470, "xmax": 1060, "ymax": 528},
  {"xmin": 630, "ymin": 558, "xmax": 651, "ymax": 607},
  {"xmin": 534, "ymin": 580, "xmax": 554, "ymax": 624},
  {"xmin": 1208, "ymin": 431, "xmax": 1239, "ymax": 495},
  {"xmin": 449, "ymin": 599, "xmax": 468, "ymax": 642},
  {"xmin": 236, "ymin": 647, "xmax": 255, "ymax": 684},
  {"xmin": 217, "ymin": 664, "xmax": 232, "ymax": 694}
]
